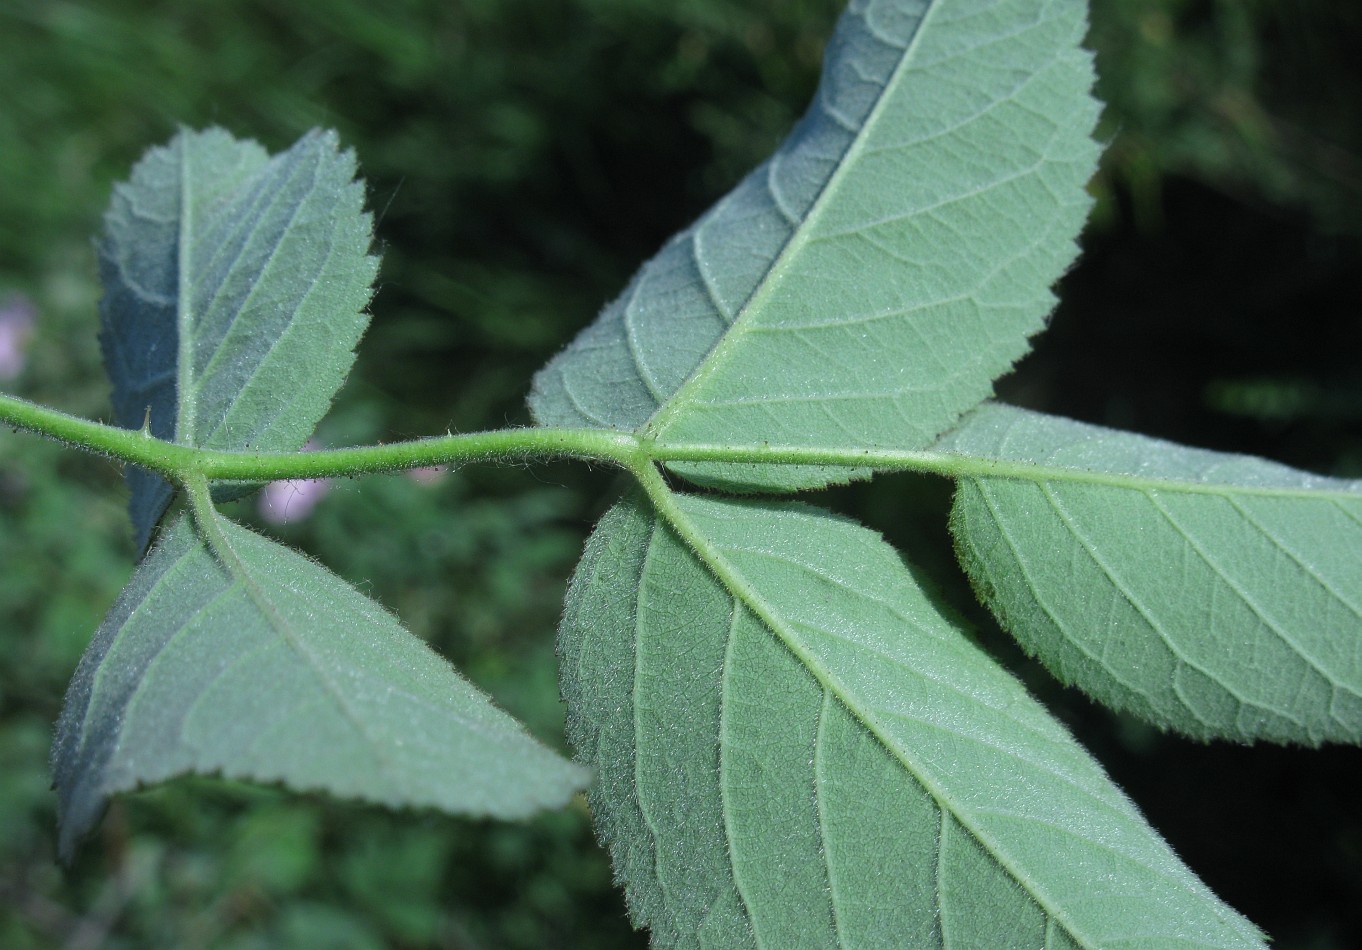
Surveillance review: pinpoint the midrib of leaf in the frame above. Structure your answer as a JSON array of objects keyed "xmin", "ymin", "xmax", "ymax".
[
  {"xmin": 188, "ymin": 156, "xmax": 317, "ymax": 441},
  {"xmin": 633, "ymin": 465, "xmax": 1094, "ymax": 947},
  {"xmin": 175, "ymin": 134, "xmax": 199, "ymax": 445},
  {"xmin": 649, "ymin": 440, "xmax": 1362, "ymax": 503},
  {"xmin": 940, "ymin": 406, "xmax": 1362, "ymax": 744},
  {"xmin": 179, "ymin": 148, "xmax": 318, "ymax": 447},
  {"xmin": 642, "ymin": 0, "xmax": 943, "ymax": 438},
  {"xmin": 184, "ymin": 478, "xmax": 379, "ymax": 754},
  {"xmin": 167, "ymin": 133, "xmax": 288, "ymax": 445}
]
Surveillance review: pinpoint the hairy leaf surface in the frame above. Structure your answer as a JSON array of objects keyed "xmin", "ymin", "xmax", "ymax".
[
  {"xmin": 561, "ymin": 492, "xmax": 1263, "ymax": 948},
  {"xmin": 99, "ymin": 127, "xmax": 377, "ymax": 547},
  {"xmin": 531, "ymin": 0, "xmax": 1100, "ymax": 490},
  {"xmin": 939, "ymin": 403, "xmax": 1362, "ymax": 744},
  {"xmin": 53, "ymin": 512, "xmax": 587, "ymax": 860}
]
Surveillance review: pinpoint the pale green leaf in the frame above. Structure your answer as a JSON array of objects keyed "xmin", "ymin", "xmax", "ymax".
[
  {"xmin": 53, "ymin": 512, "xmax": 587, "ymax": 860},
  {"xmin": 938, "ymin": 403, "xmax": 1362, "ymax": 744},
  {"xmin": 99, "ymin": 127, "xmax": 378, "ymax": 548},
  {"xmin": 561, "ymin": 491, "xmax": 1263, "ymax": 948},
  {"xmin": 531, "ymin": 0, "xmax": 1100, "ymax": 490}
]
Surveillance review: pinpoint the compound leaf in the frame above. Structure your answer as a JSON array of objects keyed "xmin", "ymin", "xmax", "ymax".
[
  {"xmin": 561, "ymin": 490, "xmax": 1263, "ymax": 948},
  {"xmin": 938, "ymin": 403, "xmax": 1362, "ymax": 744},
  {"xmin": 99, "ymin": 127, "xmax": 377, "ymax": 548},
  {"xmin": 53, "ymin": 511, "xmax": 587, "ymax": 860},
  {"xmin": 531, "ymin": 0, "xmax": 1101, "ymax": 491}
]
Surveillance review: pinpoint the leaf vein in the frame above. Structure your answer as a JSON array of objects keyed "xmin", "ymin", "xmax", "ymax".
[{"xmin": 1037, "ymin": 483, "xmax": 1254, "ymax": 726}]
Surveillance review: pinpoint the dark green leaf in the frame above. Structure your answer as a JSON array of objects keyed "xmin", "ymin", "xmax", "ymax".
[
  {"xmin": 99, "ymin": 127, "xmax": 377, "ymax": 547},
  {"xmin": 53, "ymin": 512, "xmax": 587, "ymax": 860}
]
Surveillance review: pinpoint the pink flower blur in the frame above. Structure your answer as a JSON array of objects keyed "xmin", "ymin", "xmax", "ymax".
[
  {"xmin": 0, "ymin": 293, "xmax": 37, "ymax": 381},
  {"xmin": 258, "ymin": 440, "xmax": 332, "ymax": 524},
  {"xmin": 406, "ymin": 465, "xmax": 448, "ymax": 485}
]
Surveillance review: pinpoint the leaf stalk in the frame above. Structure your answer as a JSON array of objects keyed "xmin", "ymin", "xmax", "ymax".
[{"xmin": 0, "ymin": 391, "xmax": 641, "ymax": 481}]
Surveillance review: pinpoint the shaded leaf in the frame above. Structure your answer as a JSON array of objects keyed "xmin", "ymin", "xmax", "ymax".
[
  {"xmin": 99, "ymin": 127, "xmax": 377, "ymax": 548},
  {"xmin": 939, "ymin": 403, "xmax": 1362, "ymax": 744},
  {"xmin": 561, "ymin": 491, "xmax": 1263, "ymax": 947},
  {"xmin": 532, "ymin": 0, "xmax": 1101, "ymax": 491},
  {"xmin": 53, "ymin": 512, "xmax": 587, "ymax": 860}
]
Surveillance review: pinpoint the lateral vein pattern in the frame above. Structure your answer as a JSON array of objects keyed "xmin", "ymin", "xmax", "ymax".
[
  {"xmin": 52, "ymin": 514, "xmax": 587, "ymax": 860},
  {"xmin": 942, "ymin": 403, "xmax": 1362, "ymax": 744},
  {"xmin": 559, "ymin": 491, "xmax": 1265, "ymax": 948},
  {"xmin": 98, "ymin": 127, "xmax": 377, "ymax": 548},
  {"xmin": 531, "ymin": 0, "xmax": 1101, "ymax": 492}
]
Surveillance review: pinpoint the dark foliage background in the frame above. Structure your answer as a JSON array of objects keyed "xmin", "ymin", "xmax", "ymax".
[{"xmin": 1, "ymin": 1, "xmax": 1359, "ymax": 946}]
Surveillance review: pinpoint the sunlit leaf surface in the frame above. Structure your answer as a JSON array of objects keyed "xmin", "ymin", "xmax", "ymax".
[
  {"xmin": 940, "ymin": 403, "xmax": 1362, "ymax": 744},
  {"xmin": 532, "ymin": 0, "xmax": 1101, "ymax": 490}
]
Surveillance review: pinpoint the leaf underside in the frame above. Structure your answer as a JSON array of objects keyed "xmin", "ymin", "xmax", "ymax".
[
  {"xmin": 939, "ymin": 403, "xmax": 1362, "ymax": 745},
  {"xmin": 53, "ymin": 513, "xmax": 588, "ymax": 860},
  {"xmin": 561, "ymin": 492, "xmax": 1265, "ymax": 949},
  {"xmin": 60, "ymin": 0, "xmax": 1346, "ymax": 945},
  {"xmin": 531, "ymin": 0, "xmax": 1101, "ymax": 492},
  {"xmin": 68, "ymin": 126, "xmax": 589, "ymax": 858},
  {"xmin": 98, "ymin": 127, "xmax": 378, "ymax": 549}
]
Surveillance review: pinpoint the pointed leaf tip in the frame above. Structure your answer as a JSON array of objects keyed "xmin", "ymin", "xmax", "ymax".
[{"xmin": 54, "ymin": 513, "xmax": 587, "ymax": 859}]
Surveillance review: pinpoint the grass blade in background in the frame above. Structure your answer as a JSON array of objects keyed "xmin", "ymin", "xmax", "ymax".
[{"xmin": 940, "ymin": 403, "xmax": 1362, "ymax": 744}]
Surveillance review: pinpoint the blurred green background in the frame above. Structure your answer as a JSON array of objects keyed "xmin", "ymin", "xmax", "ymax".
[{"xmin": 1, "ymin": 0, "xmax": 1359, "ymax": 946}]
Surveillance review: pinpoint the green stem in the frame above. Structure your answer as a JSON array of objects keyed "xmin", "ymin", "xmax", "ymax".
[
  {"xmin": 647, "ymin": 440, "xmax": 1361, "ymax": 500},
  {"xmin": 9, "ymin": 391, "xmax": 1349, "ymax": 502},
  {"xmin": 0, "ymin": 392, "xmax": 642, "ymax": 481}
]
